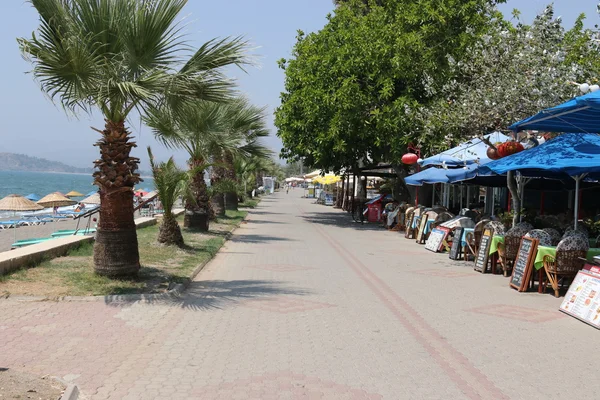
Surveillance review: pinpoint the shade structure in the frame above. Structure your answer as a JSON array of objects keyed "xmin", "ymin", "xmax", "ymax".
[
  {"xmin": 479, "ymin": 133, "xmax": 600, "ymax": 179},
  {"xmin": 420, "ymin": 132, "xmax": 510, "ymax": 167},
  {"xmin": 37, "ymin": 192, "xmax": 77, "ymax": 208},
  {"xmin": 0, "ymin": 194, "xmax": 44, "ymax": 212},
  {"xmin": 405, "ymin": 167, "xmax": 449, "ymax": 186},
  {"xmin": 81, "ymin": 192, "xmax": 100, "ymax": 205},
  {"xmin": 479, "ymin": 133, "xmax": 600, "ymax": 229},
  {"xmin": 24, "ymin": 193, "xmax": 41, "ymax": 201},
  {"xmin": 85, "ymin": 190, "xmax": 97, "ymax": 197},
  {"xmin": 65, "ymin": 190, "xmax": 84, "ymax": 198},
  {"xmin": 510, "ymin": 90, "xmax": 600, "ymax": 133},
  {"xmin": 304, "ymin": 170, "xmax": 321, "ymax": 179}
]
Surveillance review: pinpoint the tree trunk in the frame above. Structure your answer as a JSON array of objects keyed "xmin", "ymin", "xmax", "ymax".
[
  {"xmin": 223, "ymin": 153, "xmax": 238, "ymax": 211},
  {"xmin": 185, "ymin": 159, "xmax": 210, "ymax": 231},
  {"xmin": 92, "ymin": 119, "xmax": 141, "ymax": 277},
  {"xmin": 507, "ymin": 171, "xmax": 520, "ymax": 227},
  {"xmin": 158, "ymin": 214, "xmax": 184, "ymax": 247},
  {"xmin": 211, "ymin": 194, "xmax": 225, "ymax": 218},
  {"xmin": 392, "ymin": 165, "xmax": 412, "ymax": 203}
]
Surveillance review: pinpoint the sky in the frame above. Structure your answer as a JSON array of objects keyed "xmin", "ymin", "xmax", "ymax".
[{"xmin": 0, "ymin": 0, "xmax": 598, "ymax": 170}]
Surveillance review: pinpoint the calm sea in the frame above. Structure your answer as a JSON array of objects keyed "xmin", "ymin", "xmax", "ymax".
[{"xmin": 0, "ymin": 170, "xmax": 154, "ymax": 200}]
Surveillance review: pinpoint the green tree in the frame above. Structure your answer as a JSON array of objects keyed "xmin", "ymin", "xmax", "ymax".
[
  {"xmin": 275, "ymin": 0, "xmax": 504, "ymax": 200},
  {"xmin": 18, "ymin": 0, "xmax": 249, "ymax": 276},
  {"xmin": 210, "ymin": 98, "xmax": 271, "ymax": 213},
  {"xmin": 147, "ymin": 147, "xmax": 192, "ymax": 247}
]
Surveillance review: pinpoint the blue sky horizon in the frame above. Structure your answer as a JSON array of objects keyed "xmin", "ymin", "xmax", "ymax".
[{"xmin": 1, "ymin": 0, "xmax": 597, "ymax": 169}]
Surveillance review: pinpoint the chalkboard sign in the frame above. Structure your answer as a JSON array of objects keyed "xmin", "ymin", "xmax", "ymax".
[
  {"xmin": 510, "ymin": 237, "xmax": 539, "ymax": 292},
  {"xmin": 449, "ymin": 227, "xmax": 464, "ymax": 260},
  {"xmin": 474, "ymin": 229, "xmax": 493, "ymax": 273},
  {"xmin": 416, "ymin": 214, "xmax": 429, "ymax": 244}
]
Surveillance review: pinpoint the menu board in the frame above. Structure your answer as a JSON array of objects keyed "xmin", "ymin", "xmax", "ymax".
[
  {"xmin": 509, "ymin": 237, "xmax": 539, "ymax": 291},
  {"xmin": 416, "ymin": 214, "xmax": 429, "ymax": 244},
  {"xmin": 560, "ymin": 270, "xmax": 600, "ymax": 330},
  {"xmin": 406, "ymin": 214, "xmax": 419, "ymax": 239},
  {"xmin": 425, "ymin": 227, "xmax": 450, "ymax": 252},
  {"xmin": 449, "ymin": 228, "xmax": 464, "ymax": 260},
  {"xmin": 474, "ymin": 229, "xmax": 493, "ymax": 273}
]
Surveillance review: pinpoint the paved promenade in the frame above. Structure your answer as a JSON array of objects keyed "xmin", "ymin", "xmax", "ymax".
[{"xmin": 1, "ymin": 192, "xmax": 598, "ymax": 399}]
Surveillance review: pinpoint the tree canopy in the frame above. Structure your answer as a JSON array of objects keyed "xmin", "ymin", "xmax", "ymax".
[{"xmin": 275, "ymin": 0, "xmax": 505, "ymax": 173}]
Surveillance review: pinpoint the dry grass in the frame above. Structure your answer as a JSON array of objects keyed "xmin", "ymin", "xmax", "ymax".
[{"xmin": 0, "ymin": 210, "xmax": 247, "ymax": 297}]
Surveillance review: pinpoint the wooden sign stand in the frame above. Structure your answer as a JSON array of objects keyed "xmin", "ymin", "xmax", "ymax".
[
  {"xmin": 416, "ymin": 214, "xmax": 429, "ymax": 244},
  {"xmin": 474, "ymin": 229, "xmax": 493, "ymax": 273},
  {"xmin": 509, "ymin": 237, "xmax": 539, "ymax": 292}
]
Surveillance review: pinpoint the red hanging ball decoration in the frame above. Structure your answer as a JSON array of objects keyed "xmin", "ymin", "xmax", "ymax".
[
  {"xmin": 401, "ymin": 153, "xmax": 419, "ymax": 165},
  {"xmin": 486, "ymin": 147, "xmax": 500, "ymax": 160},
  {"xmin": 497, "ymin": 141, "xmax": 524, "ymax": 158}
]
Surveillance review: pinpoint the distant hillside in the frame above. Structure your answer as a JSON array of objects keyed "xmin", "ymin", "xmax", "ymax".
[{"xmin": 0, "ymin": 153, "xmax": 93, "ymax": 174}]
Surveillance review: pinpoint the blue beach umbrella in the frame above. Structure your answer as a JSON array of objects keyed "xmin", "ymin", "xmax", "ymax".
[
  {"xmin": 510, "ymin": 90, "xmax": 600, "ymax": 133},
  {"xmin": 479, "ymin": 133, "xmax": 600, "ymax": 228},
  {"xmin": 85, "ymin": 190, "xmax": 97, "ymax": 197},
  {"xmin": 405, "ymin": 167, "xmax": 449, "ymax": 186},
  {"xmin": 419, "ymin": 132, "xmax": 510, "ymax": 167},
  {"xmin": 25, "ymin": 193, "xmax": 41, "ymax": 201}
]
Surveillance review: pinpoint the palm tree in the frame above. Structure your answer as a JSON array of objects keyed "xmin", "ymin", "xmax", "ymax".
[
  {"xmin": 146, "ymin": 101, "xmax": 228, "ymax": 231},
  {"xmin": 209, "ymin": 98, "xmax": 271, "ymax": 213},
  {"xmin": 147, "ymin": 147, "xmax": 191, "ymax": 247},
  {"xmin": 18, "ymin": 0, "xmax": 249, "ymax": 276}
]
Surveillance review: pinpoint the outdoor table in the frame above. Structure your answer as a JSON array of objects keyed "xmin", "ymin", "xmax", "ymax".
[
  {"xmin": 423, "ymin": 219, "xmax": 436, "ymax": 236},
  {"xmin": 460, "ymin": 228, "xmax": 475, "ymax": 248},
  {"xmin": 530, "ymin": 246, "xmax": 600, "ymax": 293},
  {"xmin": 489, "ymin": 235, "xmax": 504, "ymax": 255},
  {"xmin": 412, "ymin": 216, "xmax": 421, "ymax": 229}
]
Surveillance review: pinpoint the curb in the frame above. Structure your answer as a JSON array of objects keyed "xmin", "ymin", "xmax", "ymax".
[
  {"xmin": 1, "ymin": 212, "xmax": 250, "ymax": 303},
  {"xmin": 60, "ymin": 384, "xmax": 79, "ymax": 400}
]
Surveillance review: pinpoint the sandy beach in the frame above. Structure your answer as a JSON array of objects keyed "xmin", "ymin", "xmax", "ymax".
[{"xmin": 0, "ymin": 216, "xmax": 96, "ymax": 252}]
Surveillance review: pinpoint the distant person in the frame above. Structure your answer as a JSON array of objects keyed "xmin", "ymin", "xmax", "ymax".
[{"xmin": 286, "ymin": 185, "xmax": 289, "ymax": 194}]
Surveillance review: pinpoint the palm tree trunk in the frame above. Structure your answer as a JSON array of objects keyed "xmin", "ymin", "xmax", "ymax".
[
  {"xmin": 92, "ymin": 120, "xmax": 141, "ymax": 277},
  {"xmin": 158, "ymin": 214, "xmax": 184, "ymax": 247},
  {"xmin": 210, "ymin": 161, "xmax": 226, "ymax": 219},
  {"xmin": 185, "ymin": 159, "xmax": 210, "ymax": 231}
]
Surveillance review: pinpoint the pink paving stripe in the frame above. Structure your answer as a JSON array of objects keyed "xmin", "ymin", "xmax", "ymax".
[{"xmin": 302, "ymin": 210, "xmax": 509, "ymax": 400}]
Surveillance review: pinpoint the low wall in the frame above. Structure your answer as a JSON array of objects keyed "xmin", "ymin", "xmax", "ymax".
[
  {"xmin": 0, "ymin": 235, "xmax": 93, "ymax": 276},
  {"xmin": 0, "ymin": 214, "xmax": 168, "ymax": 276}
]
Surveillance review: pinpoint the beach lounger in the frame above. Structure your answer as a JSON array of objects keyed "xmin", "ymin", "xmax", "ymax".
[
  {"xmin": 51, "ymin": 228, "xmax": 97, "ymax": 238},
  {"xmin": 11, "ymin": 237, "xmax": 56, "ymax": 248}
]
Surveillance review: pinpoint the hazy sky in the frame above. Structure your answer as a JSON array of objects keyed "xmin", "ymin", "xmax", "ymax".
[{"xmin": 1, "ymin": 1, "xmax": 598, "ymax": 169}]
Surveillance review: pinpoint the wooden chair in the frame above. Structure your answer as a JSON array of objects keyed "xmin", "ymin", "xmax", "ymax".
[
  {"xmin": 473, "ymin": 219, "xmax": 490, "ymax": 251},
  {"xmin": 464, "ymin": 232, "xmax": 477, "ymax": 261},
  {"xmin": 497, "ymin": 235, "xmax": 521, "ymax": 276},
  {"xmin": 543, "ymin": 250, "xmax": 586, "ymax": 297},
  {"xmin": 404, "ymin": 209, "xmax": 415, "ymax": 239}
]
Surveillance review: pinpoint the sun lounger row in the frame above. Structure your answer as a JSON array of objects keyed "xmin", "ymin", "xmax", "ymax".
[{"xmin": 11, "ymin": 228, "xmax": 97, "ymax": 248}]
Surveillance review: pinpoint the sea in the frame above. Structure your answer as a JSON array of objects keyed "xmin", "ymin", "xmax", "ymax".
[{"xmin": 0, "ymin": 170, "xmax": 154, "ymax": 217}]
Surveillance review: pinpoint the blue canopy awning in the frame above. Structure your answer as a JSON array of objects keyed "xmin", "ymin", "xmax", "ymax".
[
  {"xmin": 479, "ymin": 133, "xmax": 600, "ymax": 179},
  {"xmin": 509, "ymin": 90, "xmax": 600, "ymax": 133},
  {"xmin": 405, "ymin": 167, "xmax": 449, "ymax": 186},
  {"xmin": 25, "ymin": 193, "xmax": 41, "ymax": 201},
  {"xmin": 420, "ymin": 132, "xmax": 510, "ymax": 167}
]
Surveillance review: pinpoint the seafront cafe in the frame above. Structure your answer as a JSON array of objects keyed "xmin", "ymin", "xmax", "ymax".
[{"xmin": 390, "ymin": 90, "xmax": 600, "ymax": 330}]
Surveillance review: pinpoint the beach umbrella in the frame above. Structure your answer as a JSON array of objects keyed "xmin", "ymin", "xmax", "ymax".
[
  {"xmin": 142, "ymin": 190, "xmax": 158, "ymax": 201},
  {"xmin": 25, "ymin": 193, "xmax": 41, "ymax": 201},
  {"xmin": 0, "ymin": 194, "xmax": 44, "ymax": 243},
  {"xmin": 85, "ymin": 190, "xmax": 97, "ymax": 197},
  {"xmin": 37, "ymin": 192, "xmax": 77, "ymax": 208},
  {"xmin": 81, "ymin": 192, "xmax": 100, "ymax": 205},
  {"xmin": 65, "ymin": 190, "xmax": 84, "ymax": 198}
]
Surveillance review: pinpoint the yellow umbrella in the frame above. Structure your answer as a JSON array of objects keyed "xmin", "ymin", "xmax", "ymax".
[
  {"xmin": 312, "ymin": 176, "xmax": 323, "ymax": 184},
  {"xmin": 322, "ymin": 175, "xmax": 341, "ymax": 185},
  {"xmin": 65, "ymin": 190, "xmax": 84, "ymax": 198}
]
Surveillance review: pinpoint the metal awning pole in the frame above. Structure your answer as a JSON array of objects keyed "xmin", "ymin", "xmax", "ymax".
[{"xmin": 573, "ymin": 174, "xmax": 586, "ymax": 230}]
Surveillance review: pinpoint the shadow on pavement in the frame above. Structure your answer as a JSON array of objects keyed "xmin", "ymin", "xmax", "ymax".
[
  {"xmin": 300, "ymin": 211, "xmax": 386, "ymax": 232},
  {"xmin": 106, "ymin": 280, "xmax": 311, "ymax": 311},
  {"xmin": 230, "ymin": 234, "xmax": 296, "ymax": 243},
  {"xmin": 246, "ymin": 219, "xmax": 287, "ymax": 225},
  {"xmin": 248, "ymin": 211, "xmax": 284, "ymax": 215}
]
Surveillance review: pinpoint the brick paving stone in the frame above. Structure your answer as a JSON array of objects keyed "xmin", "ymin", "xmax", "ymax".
[{"xmin": 1, "ymin": 192, "xmax": 599, "ymax": 399}]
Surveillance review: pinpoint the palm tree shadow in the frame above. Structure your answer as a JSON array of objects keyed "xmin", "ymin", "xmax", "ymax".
[{"xmin": 104, "ymin": 280, "xmax": 311, "ymax": 311}]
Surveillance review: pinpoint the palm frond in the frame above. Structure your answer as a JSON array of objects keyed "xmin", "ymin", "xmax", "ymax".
[{"xmin": 147, "ymin": 146, "xmax": 188, "ymax": 219}]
